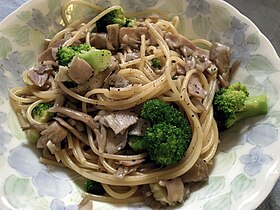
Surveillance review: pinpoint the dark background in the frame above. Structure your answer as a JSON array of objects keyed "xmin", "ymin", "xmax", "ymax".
[
  {"xmin": 225, "ymin": 0, "xmax": 280, "ymax": 55},
  {"xmin": 225, "ymin": 1, "xmax": 280, "ymax": 209}
]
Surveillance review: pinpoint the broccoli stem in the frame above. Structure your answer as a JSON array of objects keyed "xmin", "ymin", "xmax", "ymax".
[{"xmin": 235, "ymin": 94, "xmax": 267, "ymax": 122}]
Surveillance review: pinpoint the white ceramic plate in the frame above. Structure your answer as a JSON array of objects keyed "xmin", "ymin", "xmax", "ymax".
[{"xmin": 0, "ymin": 0, "xmax": 280, "ymax": 209}]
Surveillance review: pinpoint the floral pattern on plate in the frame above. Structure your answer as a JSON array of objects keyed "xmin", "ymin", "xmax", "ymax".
[{"xmin": 0, "ymin": 0, "xmax": 280, "ymax": 210}]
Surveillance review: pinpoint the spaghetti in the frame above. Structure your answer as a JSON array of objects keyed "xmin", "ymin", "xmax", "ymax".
[{"xmin": 9, "ymin": 1, "xmax": 230, "ymax": 208}]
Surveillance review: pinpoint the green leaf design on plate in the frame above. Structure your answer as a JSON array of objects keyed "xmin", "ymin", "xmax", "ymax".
[
  {"xmin": 48, "ymin": 0, "xmax": 61, "ymax": 12},
  {"xmin": 0, "ymin": 24, "xmax": 22, "ymax": 37},
  {"xmin": 243, "ymin": 75, "xmax": 264, "ymax": 95},
  {"xmin": 17, "ymin": 11, "xmax": 32, "ymax": 22},
  {"xmin": 243, "ymin": 75, "xmax": 277, "ymax": 108},
  {"xmin": 158, "ymin": 0, "xmax": 185, "ymax": 16},
  {"xmin": 203, "ymin": 192, "xmax": 232, "ymax": 210},
  {"xmin": 208, "ymin": 29, "xmax": 220, "ymax": 43},
  {"xmin": 69, "ymin": 3, "xmax": 98, "ymax": 24},
  {"xmin": 7, "ymin": 110, "xmax": 26, "ymax": 140},
  {"xmin": 20, "ymin": 50, "xmax": 36, "ymax": 69},
  {"xmin": 4, "ymin": 175, "xmax": 49, "ymax": 210},
  {"xmin": 209, "ymin": 4, "xmax": 232, "ymax": 31},
  {"xmin": 243, "ymin": 74, "xmax": 259, "ymax": 87},
  {"xmin": 4, "ymin": 175, "xmax": 36, "ymax": 208},
  {"xmin": 262, "ymin": 78, "xmax": 278, "ymax": 108},
  {"xmin": 0, "ymin": 155, "xmax": 5, "ymax": 167},
  {"xmin": 177, "ymin": 14, "xmax": 186, "ymax": 36},
  {"xmin": 230, "ymin": 173, "xmax": 256, "ymax": 200},
  {"xmin": 0, "ymin": 36, "xmax": 12, "ymax": 58},
  {"xmin": 267, "ymin": 111, "xmax": 280, "ymax": 127},
  {"xmin": 15, "ymin": 26, "xmax": 30, "ymax": 47},
  {"xmin": 192, "ymin": 15, "xmax": 211, "ymax": 37},
  {"xmin": 199, "ymin": 176, "xmax": 225, "ymax": 199},
  {"xmin": 245, "ymin": 33, "xmax": 260, "ymax": 51},
  {"xmin": 247, "ymin": 54, "xmax": 278, "ymax": 76},
  {"xmin": 211, "ymin": 151, "xmax": 236, "ymax": 175},
  {"xmin": 30, "ymin": 29, "xmax": 46, "ymax": 53}
]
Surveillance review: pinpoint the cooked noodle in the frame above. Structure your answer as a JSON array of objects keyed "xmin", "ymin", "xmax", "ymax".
[{"xmin": 9, "ymin": 1, "xmax": 228, "ymax": 207}]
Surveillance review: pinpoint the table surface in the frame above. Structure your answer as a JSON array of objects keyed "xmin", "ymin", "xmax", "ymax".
[{"xmin": 1, "ymin": 0, "xmax": 279, "ymax": 209}]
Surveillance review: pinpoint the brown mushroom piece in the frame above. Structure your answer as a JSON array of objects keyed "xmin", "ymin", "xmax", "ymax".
[
  {"xmin": 90, "ymin": 33, "xmax": 108, "ymax": 49},
  {"xmin": 209, "ymin": 42, "xmax": 232, "ymax": 87},
  {"xmin": 37, "ymin": 121, "xmax": 68, "ymax": 148},
  {"xmin": 180, "ymin": 158, "xmax": 209, "ymax": 183},
  {"xmin": 48, "ymin": 106, "xmax": 99, "ymax": 131},
  {"xmin": 187, "ymin": 74, "xmax": 207, "ymax": 99},
  {"xmin": 27, "ymin": 64, "xmax": 53, "ymax": 87},
  {"xmin": 106, "ymin": 24, "xmax": 119, "ymax": 50},
  {"xmin": 37, "ymin": 47, "xmax": 56, "ymax": 63},
  {"xmin": 164, "ymin": 32, "xmax": 209, "ymax": 58},
  {"xmin": 119, "ymin": 27, "xmax": 153, "ymax": 48},
  {"xmin": 105, "ymin": 128, "xmax": 128, "ymax": 154},
  {"xmin": 68, "ymin": 56, "xmax": 94, "ymax": 84},
  {"xmin": 94, "ymin": 110, "xmax": 138, "ymax": 134}
]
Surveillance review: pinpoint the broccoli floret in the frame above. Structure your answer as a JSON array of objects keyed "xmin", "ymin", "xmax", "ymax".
[
  {"xmin": 144, "ymin": 123, "xmax": 188, "ymax": 167},
  {"xmin": 84, "ymin": 180, "xmax": 105, "ymax": 195},
  {"xmin": 78, "ymin": 48, "xmax": 112, "ymax": 75},
  {"xmin": 56, "ymin": 43, "xmax": 112, "ymax": 75},
  {"xmin": 56, "ymin": 43, "xmax": 91, "ymax": 66},
  {"xmin": 213, "ymin": 82, "xmax": 268, "ymax": 131},
  {"xmin": 126, "ymin": 18, "xmax": 136, "ymax": 27},
  {"xmin": 96, "ymin": 8, "xmax": 136, "ymax": 32},
  {"xmin": 32, "ymin": 102, "xmax": 55, "ymax": 123},
  {"xmin": 127, "ymin": 135, "xmax": 147, "ymax": 152},
  {"xmin": 150, "ymin": 58, "xmax": 162, "ymax": 69},
  {"xmin": 134, "ymin": 99, "xmax": 192, "ymax": 167},
  {"xmin": 140, "ymin": 99, "xmax": 191, "ymax": 136}
]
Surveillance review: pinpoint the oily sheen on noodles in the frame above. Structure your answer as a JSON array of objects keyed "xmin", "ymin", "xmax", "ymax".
[{"xmin": 9, "ymin": 1, "xmax": 234, "ymax": 208}]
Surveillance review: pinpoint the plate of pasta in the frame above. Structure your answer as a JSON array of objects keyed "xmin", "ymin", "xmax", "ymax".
[{"xmin": 1, "ymin": 0, "xmax": 280, "ymax": 209}]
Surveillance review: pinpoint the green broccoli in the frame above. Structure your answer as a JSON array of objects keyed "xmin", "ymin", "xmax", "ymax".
[
  {"xmin": 78, "ymin": 48, "xmax": 112, "ymax": 75},
  {"xmin": 138, "ymin": 99, "xmax": 192, "ymax": 167},
  {"xmin": 56, "ymin": 43, "xmax": 91, "ymax": 66},
  {"xmin": 144, "ymin": 123, "xmax": 188, "ymax": 167},
  {"xmin": 32, "ymin": 102, "xmax": 55, "ymax": 123},
  {"xmin": 127, "ymin": 135, "xmax": 147, "ymax": 152},
  {"xmin": 126, "ymin": 18, "xmax": 136, "ymax": 27},
  {"xmin": 213, "ymin": 82, "xmax": 268, "ymax": 131},
  {"xmin": 140, "ymin": 99, "xmax": 191, "ymax": 136},
  {"xmin": 96, "ymin": 8, "xmax": 136, "ymax": 32},
  {"xmin": 56, "ymin": 43, "xmax": 112, "ymax": 75},
  {"xmin": 84, "ymin": 179, "xmax": 105, "ymax": 195},
  {"xmin": 150, "ymin": 58, "xmax": 162, "ymax": 69}
]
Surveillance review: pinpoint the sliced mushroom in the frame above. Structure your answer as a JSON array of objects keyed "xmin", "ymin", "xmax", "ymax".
[
  {"xmin": 105, "ymin": 128, "xmax": 128, "ymax": 154},
  {"xmin": 55, "ymin": 66, "xmax": 72, "ymax": 82},
  {"xmin": 209, "ymin": 42, "xmax": 231, "ymax": 87},
  {"xmin": 180, "ymin": 158, "xmax": 209, "ymax": 183},
  {"xmin": 164, "ymin": 32, "xmax": 209, "ymax": 58},
  {"xmin": 37, "ymin": 121, "xmax": 68, "ymax": 148},
  {"xmin": 27, "ymin": 64, "xmax": 53, "ymax": 87},
  {"xmin": 94, "ymin": 110, "xmax": 138, "ymax": 134},
  {"xmin": 188, "ymin": 74, "xmax": 207, "ymax": 99},
  {"xmin": 68, "ymin": 56, "xmax": 93, "ymax": 84},
  {"xmin": 119, "ymin": 27, "xmax": 153, "ymax": 48},
  {"xmin": 90, "ymin": 33, "xmax": 108, "ymax": 49},
  {"xmin": 106, "ymin": 24, "xmax": 119, "ymax": 50}
]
